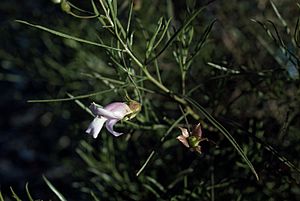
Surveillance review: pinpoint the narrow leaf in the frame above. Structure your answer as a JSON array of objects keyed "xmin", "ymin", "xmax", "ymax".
[
  {"xmin": 146, "ymin": 176, "xmax": 166, "ymax": 192},
  {"xmin": 25, "ymin": 183, "xmax": 34, "ymax": 201},
  {"xmin": 153, "ymin": 18, "xmax": 172, "ymax": 50},
  {"xmin": 10, "ymin": 187, "xmax": 22, "ymax": 201},
  {"xmin": 126, "ymin": 0, "xmax": 134, "ymax": 38},
  {"xmin": 143, "ymin": 184, "xmax": 161, "ymax": 198},
  {"xmin": 146, "ymin": 17, "xmax": 164, "ymax": 59},
  {"xmin": 185, "ymin": 97, "xmax": 259, "ymax": 180},
  {"xmin": 294, "ymin": 17, "xmax": 300, "ymax": 48},
  {"xmin": 67, "ymin": 93, "xmax": 94, "ymax": 116},
  {"xmin": 146, "ymin": 7, "xmax": 205, "ymax": 64},
  {"xmin": 188, "ymin": 19, "xmax": 217, "ymax": 62},
  {"xmin": 90, "ymin": 191, "xmax": 100, "ymax": 201},
  {"xmin": 15, "ymin": 20, "xmax": 122, "ymax": 51},
  {"xmin": 43, "ymin": 175, "xmax": 67, "ymax": 201},
  {"xmin": 27, "ymin": 88, "xmax": 118, "ymax": 103},
  {"xmin": 270, "ymin": 0, "xmax": 289, "ymax": 33}
]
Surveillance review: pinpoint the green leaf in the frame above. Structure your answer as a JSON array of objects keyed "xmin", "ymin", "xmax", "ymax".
[
  {"xmin": 146, "ymin": 7, "xmax": 205, "ymax": 64},
  {"xmin": 27, "ymin": 88, "xmax": 119, "ymax": 103},
  {"xmin": 153, "ymin": 18, "xmax": 172, "ymax": 50},
  {"xmin": 126, "ymin": 0, "xmax": 134, "ymax": 39},
  {"xmin": 67, "ymin": 93, "xmax": 94, "ymax": 116},
  {"xmin": 270, "ymin": 0, "xmax": 288, "ymax": 33},
  {"xmin": 107, "ymin": 0, "xmax": 117, "ymax": 20},
  {"xmin": 143, "ymin": 184, "xmax": 161, "ymax": 198},
  {"xmin": 185, "ymin": 97, "xmax": 259, "ymax": 180},
  {"xmin": 43, "ymin": 175, "xmax": 67, "ymax": 201},
  {"xmin": 15, "ymin": 20, "xmax": 122, "ymax": 51},
  {"xmin": 0, "ymin": 191, "xmax": 4, "ymax": 201},
  {"xmin": 90, "ymin": 191, "xmax": 100, "ymax": 201},
  {"xmin": 10, "ymin": 187, "xmax": 22, "ymax": 201},
  {"xmin": 146, "ymin": 17, "xmax": 164, "ymax": 59},
  {"xmin": 145, "ymin": 176, "xmax": 166, "ymax": 193},
  {"xmin": 76, "ymin": 148, "xmax": 97, "ymax": 167},
  {"xmin": 25, "ymin": 183, "xmax": 34, "ymax": 201},
  {"xmin": 188, "ymin": 19, "xmax": 217, "ymax": 62},
  {"xmin": 91, "ymin": 0, "xmax": 99, "ymax": 16}
]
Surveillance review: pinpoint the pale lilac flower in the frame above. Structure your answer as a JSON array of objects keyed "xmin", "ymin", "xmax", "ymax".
[
  {"xmin": 177, "ymin": 127, "xmax": 190, "ymax": 148},
  {"xmin": 177, "ymin": 123, "xmax": 207, "ymax": 154},
  {"xmin": 86, "ymin": 101, "xmax": 141, "ymax": 138}
]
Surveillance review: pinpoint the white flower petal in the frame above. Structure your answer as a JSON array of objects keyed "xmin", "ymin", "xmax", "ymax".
[
  {"xmin": 104, "ymin": 102, "xmax": 130, "ymax": 111},
  {"xmin": 96, "ymin": 107, "xmax": 124, "ymax": 119},
  {"xmin": 90, "ymin": 102, "xmax": 130, "ymax": 119},
  {"xmin": 87, "ymin": 102, "xmax": 135, "ymax": 138},
  {"xmin": 179, "ymin": 127, "xmax": 189, "ymax": 138},
  {"xmin": 89, "ymin": 102, "xmax": 102, "ymax": 116},
  {"xmin": 105, "ymin": 119, "xmax": 124, "ymax": 137},
  {"xmin": 86, "ymin": 117, "xmax": 107, "ymax": 138},
  {"xmin": 176, "ymin": 135, "xmax": 190, "ymax": 148}
]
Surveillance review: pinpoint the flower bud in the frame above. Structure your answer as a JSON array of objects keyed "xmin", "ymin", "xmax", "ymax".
[
  {"xmin": 61, "ymin": 0, "xmax": 71, "ymax": 13},
  {"xmin": 126, "ymin": 100, "xmax": 141, "ymax": 120}
]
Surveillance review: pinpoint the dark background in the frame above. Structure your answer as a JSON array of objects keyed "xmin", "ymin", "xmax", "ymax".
[
  {"xmin": 1, "ymin": 0, "xmax": 300, "ymax": 200},
  {"xmin": 0, "ymin": 0, "xmax": 83, "ymax": 199}
]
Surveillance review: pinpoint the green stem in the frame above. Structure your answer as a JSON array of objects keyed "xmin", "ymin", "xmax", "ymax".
[
  {"xmin": 123, "ymin": 40, "xmax": 202, "ymax": 121},
  {"xmin": 108, "ymin": 8, "xmax": 201, "ymax": 123}
]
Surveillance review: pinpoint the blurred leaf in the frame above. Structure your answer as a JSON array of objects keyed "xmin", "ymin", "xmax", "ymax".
[
  {"xmin": 167, "ymin": 168, "xmax": 194, "ymax": 189},
  {"xmin": 185, "ymin": 97, "xmax": 259, "ymax": 180},
  {"xmin": 15, "ymin": 20, "xmax": 122, "ymax": 51},
  {"xmin": 188, "ymin": 19, "xmax": 217, "ymax": 62},
  {"xmin": 43, "ymin": 175, "xmax": 67, "ymax": 201},
  {"xmin": 145, "ymin": 176, "xmax": 166, "ymax": 193},
  {"xmin": 10, "ymin": 187, "xmax": 22, "ymax": 201},
  {"xmin": 25, "ymin": 183, "xmax": 34, "ymax": 201},
  {"xmin": 0, "ymin": 191, "xmax": 4, "ymax": 201},
  {"xmin": 144, "ymin": 184, "xmax": 161, "ymax": 198},
  {"xmin": 146, "ymin": 7, "xmax": 206, "ymax": 64},
  {"xmin": 270, "ymin": 0, "xmax": 289, "ymax": 33},
  {"xmin": 90, "ymin": 191, "xmax": 100, "ymax": 201}
]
